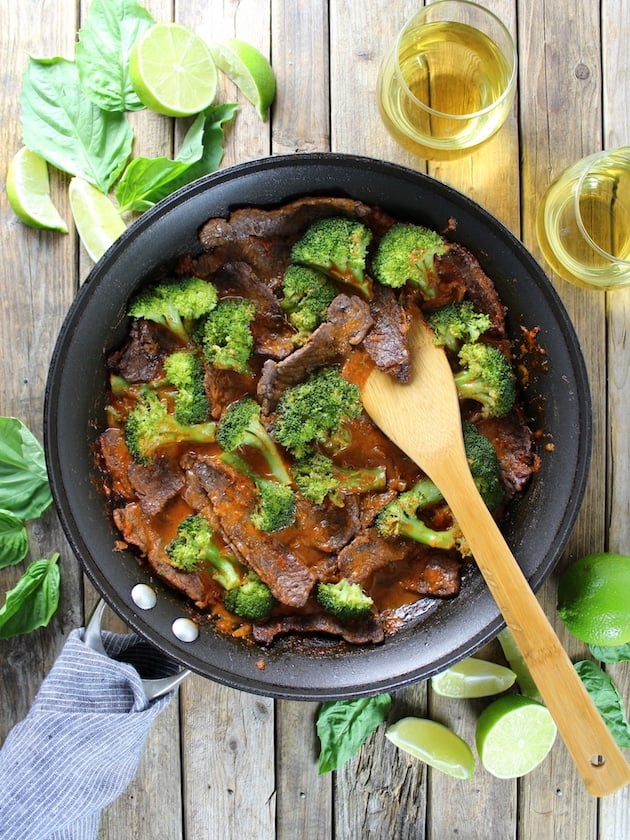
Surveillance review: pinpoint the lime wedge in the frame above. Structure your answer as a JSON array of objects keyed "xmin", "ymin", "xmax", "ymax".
[
  {"xmin": 68, "ymin": 178, "xmax": 126, "ymax": 262},
  {"xmin": 497, "ymin": 628, "xmax": 540, "ymax": 699},
  {"xmin": 7, "ymin": 147, "xmax": 68, "ymax": 233},
  {"xmin": 129, "ymin": 23, "xmax": 218, "ymax": 117},
  {"xmin": 210, "ymin": 38, "xmax": 276, "ymax": 120},
  {"xmin": 475, "ymin": 694, "xmax": 557, "ymax": 778},
  {"xmin": 431, "ymin": 657, "xmax": 516, "ymax": 698},
  {"xmin": 386, "ymin": 717, "xmax": 475, "ymax": 779}
]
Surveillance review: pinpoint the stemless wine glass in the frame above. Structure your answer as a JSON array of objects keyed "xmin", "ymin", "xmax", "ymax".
[
  {"xmin": 376, "ymin": 0, "xmax": 517, "ymax": 160},
  {"xmin": 536, "ymin": 148, "xmax": 630, "ymax": 290}
]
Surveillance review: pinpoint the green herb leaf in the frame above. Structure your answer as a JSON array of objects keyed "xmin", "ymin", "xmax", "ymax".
[
  {"xmin": 115, "ymin": 103, "xmax": 238, "ymax": 212},
  {"xmin": 0, "ymin": 417, "xmax": 52, "ymax": 520},
  {"xmin": 589, "ymin": 643, "xmax": 630, "ymax": 663},
  {"xmin": 0, "ymin": 553, "xmax": 61, "ymax": 639},
  {"xmin": 0, "ymin": 510, "xmax": 29, "ymax": 569},
  {"xmin": 76, "ymin": 0, "xmax": 155, "ymax": 112},
  {"xmin": 317, "ymin": 693, "xmax": 392, "ymax": 774},
  {"xmin": 575, "ymin": 660, "xmax": 630, "ymax": 748},
  {"xmin": 20, "ymin": 57, "xmax": 133, "ymax": 192}
]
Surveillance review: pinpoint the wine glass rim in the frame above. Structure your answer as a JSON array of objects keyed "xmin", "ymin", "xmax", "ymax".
[
  {"xmin": 573, "ymin": 147, "xmax": 630, "ymax": 267},
  {"xmin": 393, "ymin": 0, "xmax": 518, "ymax": 121}
]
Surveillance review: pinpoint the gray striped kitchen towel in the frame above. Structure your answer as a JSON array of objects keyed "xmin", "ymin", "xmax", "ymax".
[{"xmin": 0, "ymin": 628, "xmax": 174, "ymax": 840}]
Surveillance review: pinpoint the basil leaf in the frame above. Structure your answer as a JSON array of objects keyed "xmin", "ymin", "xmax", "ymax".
[
  {"xmin": 589, "ymin": 643, "xmax": 630, "ymax": 663},
  {"xmin": 0, "ymin": 510, "xmax": 29, "ymax": 569},
  {"xmin": 0, "ymin": 553, "xmax": 60, "ymax": 639},
  {"xmin": 20, "ymin": 57, "xmax": 133, "ymax": 192},
  {"xmin": 76, "ymin": 0, "xmax": 155, "ymax": 112},
  {"xmin": 317, "ymin": 693, "xmax": 392, "ymax": 774},
  {"xmin": 115, "ymin": 103, "xmax": 238, "ymax": 212},
  {"xmin": 0, "ymin": 417, "xmax": 52, "ymax": 520},
  {"xmin": 575, "ymin": 660, "xmax": 630, "ymax": 748}
]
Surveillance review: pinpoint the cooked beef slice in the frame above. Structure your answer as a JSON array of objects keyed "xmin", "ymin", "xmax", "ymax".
[
  {"xmin": 187, "ymin": 455, "xmax": 317, "ymax": 607},
  {"xmin": 107, "ymin": 319, "xmax": 179, "ymax": 382},
  {"xmin": 435, "ymin": 243, "xmax": 506, "ymax": 334},
  {"xmin": 98, "ymin": 428, "xmax": 136, "ymax": 500},
  {"xmin": 404, "ymin": 553, "xmax": 463, "ymax": 597},
  {"xmin": 364, "ymin": 283, "xmax": 411, "ymax": 381},
  {"xmin": 212, "ymin": 261, "xmax": 295, "ymax": 359},
  {"xmin": 204, "ymin": 365, "xmax": 256, "ymax": 419},
  {"xmin": 113, "ymin": 502, "xmax": 218, "ymax": 609},
  {"xmin": 475, "ymin": 410, "xmax": 540, "ymax": 497},
  {"xmin": 257, "ymin": 293, "xmax": 373, "ymax": 413},
  {"xmin": 189, "ymin": 197, "xmax": 397, "ymax": 283},
  {"xmin": 337, "ymin": 529, "xmax": 419, "ymax": 583},
  {"xmin": 127, "ymin": 457, "xmax": 185, "ymax": 517},
  {"xmin": 252, "ymin": 611, "xmax": 384, "ymax": 645}
]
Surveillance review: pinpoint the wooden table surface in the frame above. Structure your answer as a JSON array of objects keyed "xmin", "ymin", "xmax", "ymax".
[{"xmin": 1, "ymin": 1, "xmax": 629, "ymax": 838}]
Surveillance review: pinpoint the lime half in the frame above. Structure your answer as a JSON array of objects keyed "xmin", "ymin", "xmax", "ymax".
[
  {"xmin": 129, "ymin": 23, "xmax": 218, "ymax": 117},
  {"xmin": 68, "ymin": 178, "xmax": 126, "ymax": 262},
  {"xmin": 476, "ymin": 695, "xmax": 557, "ymax": 778},
  {"xmin": 210, "ymin": 38, "xmax": 276, "ymax": 120},
  {"xmin": 431, "ymin": 657, "xmax": 516, "ymax": 698},
  {"xmin": 386, "ymin": 717, "xmax": 475, "ymax": 779},
  {"xmin": 7, "ymin": 147, "xmax": 68, "ymax": 233}
]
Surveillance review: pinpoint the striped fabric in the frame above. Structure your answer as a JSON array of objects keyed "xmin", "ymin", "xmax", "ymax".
[{"xmin": 0, "ymin": 628, "xmax": 173, "ymax": 840}]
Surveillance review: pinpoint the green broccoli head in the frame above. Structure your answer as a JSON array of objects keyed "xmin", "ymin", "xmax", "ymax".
[
  {"xmin": 272, "ymin": 366, "xmax": 363, "ymax": 457},
  {"xmin": 223, "ymin": 572, "xmax": 277, "ymax": 620},
  {"xmin": 166, "ymin": 515, "xmax": 242, "ymax": 590},
  {"xmin": 128, "ymin": 276, "xmax": 218, "ymax": 342},
  {"xmin": 316, "ymin": 578, "xmax": 374, "ymax": 622},
  {"xmin": 163, "ymin": 350, "xmax": 210, "ymax": 425},
  {"xmin": 292, "ymin": 450, "xmax": 387, "ymax": 506},
  {"xmin": 462, "ymin": 422, "xmax": 505, "ymax": 511},
  {"xmin": 280, "ymin": 264, "xmax": 338, "ymax": 343},
  {"xmin": 290, "ymin": 216, "xmax": 373, "ymax": 298},
  {"xmin": 426, "ymin": 301, "xmax": 492, "ymax": 352},
  {"xmin": 250, "ymin": 478, "xmax": 297, "ymax": 532},
  {"xmin": 124, "ymin": 389, "xmax": 216, "ymax": 465},
  {"xmin": 197, "ymin": 297, "xmax": 256, "ymax": 374},
  {"xmin": 371, "ymin": 223, "xmax": 447, "ymax": 299},
  {"xmin": 217, "ymin": 396, "xmax": 292, "ymax": 485},
  {"xmin": 453, "ymin": 342, "xmax": 516, "ymax": 418}
]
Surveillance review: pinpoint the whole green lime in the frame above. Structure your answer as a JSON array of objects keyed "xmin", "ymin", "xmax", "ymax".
[{"xmin": 557, "ymin": 552, "xmax": 630, "ymax": 646}]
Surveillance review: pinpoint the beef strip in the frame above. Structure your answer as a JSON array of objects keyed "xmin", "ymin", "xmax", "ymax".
[
  {"xmin": 204, "ymin": 365, "xmax": 256, "ymax": 419},
  {"xmin": 337, "ymin": 529, "xmax": 419, "ymax": 583},
  {"xmin": 475, "ymin": 410, "xmax": 540, "ymax": 497},
  {"xmin": 404, "ymin": 554, "xmax": 463, "ymax": 597},
  {"xmin": 252, "ymin": 612, "xmax": 385, "ymax": 646},
  {"xmin": 212, "ymin": 261, "xmax": 295, "ymax": 359},
  {"xmin": 257, "ymin": 293, "xmax": 373, "ymax": 414},
  {"xmin": 127, "ymin": 457, "xmax": 184, "ymax": 517},
  {"xmin": 98, "ymin": 428, "xmax": 135, "ymax": 500},
  {"xmin": 113, "ymin": 502, "xmax": 218, "ymax": 609},
  {"xmin": 186, "ymin": 455, "xmax": 317, "ymax": 607},
  {"xmin": 107, "ymin": 319, "xmax": 179, "ymax": 382},
  {"xmin": 363, "ymin": 284, "xmax": 411, "ymax": 381},
  {"xmin": 187, "ymin": 196, "xmax": 397, "ymax": 284}
]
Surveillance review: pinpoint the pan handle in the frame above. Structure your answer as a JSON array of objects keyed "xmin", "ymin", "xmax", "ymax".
[{"xmin": 84, "ymin": 600, "xmax": 191, "ymax": 701}]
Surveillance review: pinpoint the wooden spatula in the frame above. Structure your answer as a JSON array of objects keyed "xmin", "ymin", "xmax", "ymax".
[{"xmin": 361, "ymin": 318, "xmax": 630, "ymax": 797}]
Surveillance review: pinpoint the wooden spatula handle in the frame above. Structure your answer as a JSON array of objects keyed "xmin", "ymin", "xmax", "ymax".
[{"xmin": 436, "ymin": 454, "xmax": 630, "ymax": 798}]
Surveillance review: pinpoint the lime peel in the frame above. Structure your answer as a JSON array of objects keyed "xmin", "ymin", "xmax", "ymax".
[
  {"xmin": 7, "ymin": 147, "xmax": 68, "ymax": 233},
  {"xmin": 210, "ymin": 38, "xmax": 276, "ymax": 120},
  {"xmin": 68, "ymin": 177, "xmax": 126, "ymax": 262},
  {"xmin": 385, "ymin": 717, "xmax": 475, "ymax": 779}
]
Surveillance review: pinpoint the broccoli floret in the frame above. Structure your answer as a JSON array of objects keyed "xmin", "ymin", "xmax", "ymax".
[
  {"xmin": 128, "ymin": 276, "xmax": 218, "ymax": 342},
  {"xmin": 371, "ymin": 223, "xmax": 447, "ymax": 299},
  {"xmin": 217, "ymin": 396, "xmax": 292, "ymax": 485},
  {"xmin": 197, "ymin": 297, "xmax": 256, "ymax": 374},
  {"xmin": 375, "ymin": 478, "xmax": 469, "ymax": 554},
  {"xmin": 251, "ymin": 478, "xmax": 297, "ymax": 532},
  {"xmin": 280, "ymin": 264, "xmax": 338, "ymax": 343},
  {"xmin": 163, "ymin": 350, "xmax": 210, "ymax": 425},
  {"xmin": 223, "ymin": 571, "xmax": 277, "ymax": 620},
  {"xmin": 453, "ymin": 342, "xmax": 516, "ymax": 418},
  {"xmin": 293, "ymin": 450, "xmax": 387, "ymax": 506},
  {"xmin": 462, "ymin": 422, "xmax": 505, "ymax": 510},
  {"xmin": 272, "ymin": 367, "xmax": 363, "ymax": 457},
  {"xmin": 125, "ymin": 389, "xmax": 216, "ymax": 465},
  {"xmin": 166, "ymin": 515, "xmax": 241, "ymax": 590},
  {"xmin": 316, "ymin": 578, "xmax": 374, "ymax": 622},
  {"xmin": 290, "ymin": 216, "xmax": 373, "ymax": 298},
  {"xmin": 426, "ymin": 301, "xmax": 492, "ymax": 352}
]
